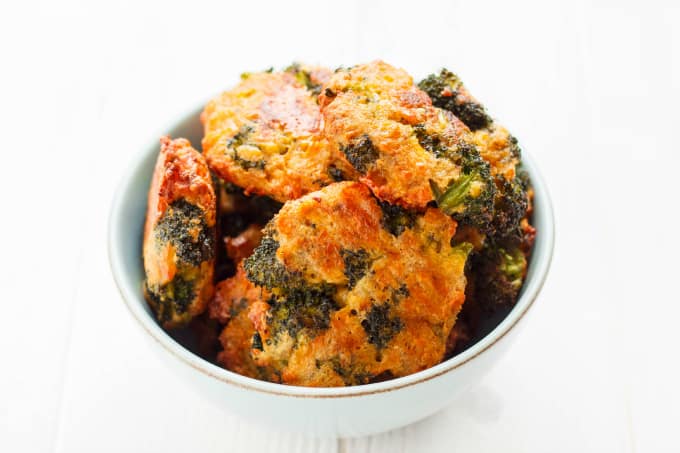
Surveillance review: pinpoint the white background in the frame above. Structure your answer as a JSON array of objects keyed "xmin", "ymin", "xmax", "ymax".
[{"xmin": 1, "ymin": 0, "xmax": 678, "ymax": 451}]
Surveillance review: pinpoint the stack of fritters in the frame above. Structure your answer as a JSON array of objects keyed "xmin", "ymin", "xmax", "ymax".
[{"xmin": 142, "ymin": 61, "xmax": 535, "ymax": 386}]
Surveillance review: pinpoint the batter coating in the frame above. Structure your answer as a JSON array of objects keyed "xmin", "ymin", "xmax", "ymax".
[
  {"xmin": 143, "ymin": 137, "xmax": 216, "ymax": 329},
  {"xmin": 201, "ymin": 69, "xmax": 351, "ymax": 202},
  {"xmin": 242, "ymin": 182, "xmax": 471, "ymax": 386},
  {"xmin": 318, "ymin": 61, "xmax": 478, "ymax": 209}
]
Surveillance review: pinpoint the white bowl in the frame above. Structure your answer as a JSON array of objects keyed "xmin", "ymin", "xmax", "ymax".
[{"xmin": 108, "ymin": 105, "xmax": 554, "ymax": 437}]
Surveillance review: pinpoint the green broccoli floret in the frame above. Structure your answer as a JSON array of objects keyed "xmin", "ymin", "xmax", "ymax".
[
  {"xmin": 470, "ymin": 242, "xmax": 527, "ymax": 309},
  {"xmin": 429, "ymin": 144, "xmax": 496, "ymax": 232},
  {"xmin": 340, "ymin": 248, "xmax": 373, "ymax": 290},
  {"xmin": 340, "ymin": 134, "xmax": 379, "ymax": 173},
  {"xmin": 361, "ymin": 303, "xmax": 403, "ymax": 351},
  {"xmin": 489, "ymin": 175, "xmax": 529, "ymax": 239},
  {"xmin": 243, "ymin": 236, "xmax": 294, "ymax": 291},
  {"xmin": 266, "ymin": 286, "xmax": 338, "ymax": 340},
  {"xmin": 154, "ymin": 199, "xmax": 215, "ymax": 266},
  {"xmin": 418, "ymin": 69, "xmax": 491, "ymax": 131},
  {"xmin": 378, "ymin": 200, "xmax": 418, "ymax": 237},
  {"xmin": 145, "ymin": 274, "xmax": 196, "ymax": 324},
  {"xmin": 413, "ymin": 124, "xmax": 450, "ymax": 159},
  {"xmin": 244, "ymin": 236, "xmax": 339, "ymax": 341}
]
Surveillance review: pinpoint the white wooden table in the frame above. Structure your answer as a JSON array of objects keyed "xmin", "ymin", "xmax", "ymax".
[{"xmin": 2, "ymin": 0, "xmax": 679, "ymax": 451}]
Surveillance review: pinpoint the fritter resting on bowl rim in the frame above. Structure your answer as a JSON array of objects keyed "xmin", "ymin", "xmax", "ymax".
[
  {"xmin": 201, "ymin": 68, "xmax": 352, "ymax": 203},
  {"xmin": 239, "ymin": 181, "xmax": 472, "ymax": 387},
  {"xmin": 143, "ymin": 136, "xmax": 216, "ymax": 329}
]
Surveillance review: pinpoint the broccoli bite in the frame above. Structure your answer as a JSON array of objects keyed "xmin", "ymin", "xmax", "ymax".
[
  {"xmin": 143, "ymin": 137, "xmax": 216, "ymax": 329},
  {"xmin": 428, "ymin": 142, "xmax": 496, "ymax": 233},
  {"xmin": 209, "ymin": 264, "xmax": 277, "ymax": 381},
  {"xmin": 419, "ymin": 68, "xmax": 532, "ymax": 240},
  {"xmin": 418, "ymin": 69, "xmax": 492, "ymax": 131},
  {"xmin": 470, "ymin": 243, "xmax": 527, "ymax": 309},
  {"xmin": 201, "ymin": 68, "xmax": 353, "ymax": 203},
  {"xmin": 240, "ymin": 182, "xmax": 471, "ymax": 386},
  {"xmin": 319, "ymin": 61, "xmax": 484, "ymax": 210}
]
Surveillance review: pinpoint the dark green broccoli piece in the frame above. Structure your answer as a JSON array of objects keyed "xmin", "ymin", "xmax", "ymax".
[
  {"xmin": 266, "ymin": 285, "xmax": 338, "ymax": 340},
  {"xmin": 340, "ymin": 134, "xmax": 379, "ymax": 173},
  {"xmin": 285, "ymin": 63, "xmax": 323, "ymax": 96},
  {"xmin": 154, "ymin": 199, "xmax": 215, "ymax": 266},
  {"xmin": 145, "ymin": 274, "xmax": 196, "ymax": 324},
  {"xmin": 361, "ymin": 303, "xmax": 403, "ymax": 351},
  {"xmin": 243, "ymin": 236, "xmax": 293, "ymax": 291},
  {"xmin": 470, "ymin": 243, "xmax": 527, "ymax": 309},
  {"xmin": 429, "ymin": 144, "xmax": 496, "ymax": 232},
  {"xmin": 418, "ymin": 69, "xmax": 492, "ymax": 131},
  {"xmin": 413, "ymin": 124, "xmax": 450, "ymax": 159},
  {"xmin": 378, "ymin": 200, "xmax": 417, "ymax": 237},
  {"xmin": 244, "ymin": 236, "xmax": 339, "ymax": 341},
  {"xmin": 490, "ymin": 176, "xmax": 529, "ymax": 239},
  {"xmin": 508, "ymin": 134, "xmax": 522, "ymax": 160},
  {"xmin": 340, "ymin": 248, "xmax": 372, "ymax": 290}
]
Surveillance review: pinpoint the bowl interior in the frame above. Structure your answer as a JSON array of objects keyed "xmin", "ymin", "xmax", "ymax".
[{"xmin": 109, "ymin": 106, "xmax": 554, "ymax": 396}]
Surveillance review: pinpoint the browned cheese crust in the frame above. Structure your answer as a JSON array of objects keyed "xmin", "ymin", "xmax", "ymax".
[
  {"xmin": 318, "ymin": 61, "xmax": 475, "ymax": 209},
  {"xmin": 201, "ymin": 69, "xmax": 352, "ymax": 203},
  {"xmin": 143, "ymin": 136, "xmax": 216, "ymax": 328},
  {"xmin": 244, "ymin": 182, "xmax": 471, "ymax": 386}
]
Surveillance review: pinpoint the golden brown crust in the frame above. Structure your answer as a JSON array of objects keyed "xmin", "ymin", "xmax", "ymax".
[
  {"xmin": 143, "ymin": 136, "xmax": 216, "ymax": 329},
  {"xmin": 471, "ymin": 125, "xmax": 518, "ymax": 181},
  {"xmin": 201, "ymin": 70, "xmax": 351, "ymax": 202},
  {"xmin": 246, "ymin": 182, "xmax": 470, "ymax": 386},
  {"xmin": 144, "ymin": 137, "xmax": 216, "ymax": 245},
  {"xmin": 211, "ymin": 265, "xmax": 274, "ymax": 380},
  {"xmin": 318, "ymin": 61, "xmax": 473, "ymax": 208}
]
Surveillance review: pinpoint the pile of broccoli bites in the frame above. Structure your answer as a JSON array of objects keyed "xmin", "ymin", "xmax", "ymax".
[{"xmin": 142, "ymin": 61, "xmax": 536, "ymax": 386}]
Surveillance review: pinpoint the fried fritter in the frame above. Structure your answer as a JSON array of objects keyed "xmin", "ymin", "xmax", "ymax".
[
  {"xmin": 417, "ymin": 68, "xmax": 521, "ymax": 182},
  {"xmin": 143, "ymin": 136, "xmax": 216, "ymax": 329},
  {"xmin": 418, "ymin": 69, "xmax": 537, "ymax": 244},
  {"xmin": 210, "ymin": 264, "xmax": 275, "ymax": 380},
  {"xmin": 242, "ymin": 182, "xmax": 471, "ymax": 386},
  {"xmin": 318, "ymin": 61, "xmax": 478, "ymax": 209},
  {"xmin": 201, "ymin": 69, "xmax": 351, "ymax": 202}
]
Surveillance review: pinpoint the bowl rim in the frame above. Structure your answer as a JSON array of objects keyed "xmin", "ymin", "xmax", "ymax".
[{"xmin": 107, "ymin": 106, "xmax": 555, "ymax": 399}]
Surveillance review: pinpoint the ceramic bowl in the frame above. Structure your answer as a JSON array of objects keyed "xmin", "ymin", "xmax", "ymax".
[{"xmin": 108, "ymin": 105, "xmax": 554, "ymax": 437}]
